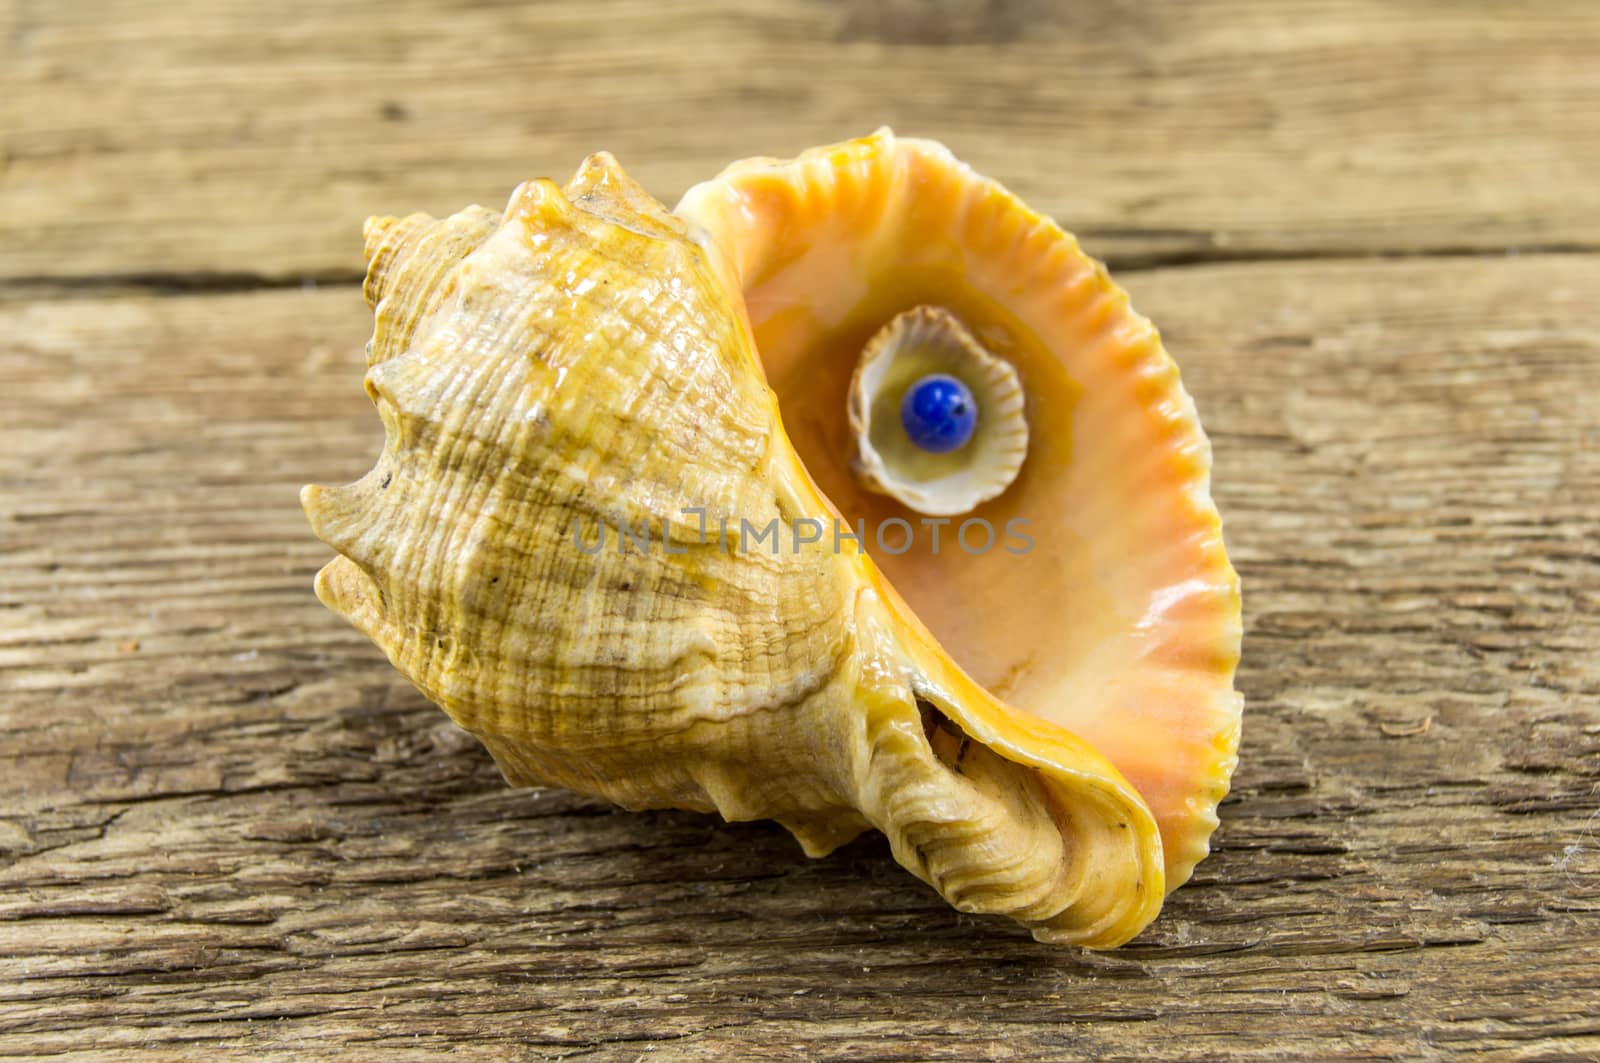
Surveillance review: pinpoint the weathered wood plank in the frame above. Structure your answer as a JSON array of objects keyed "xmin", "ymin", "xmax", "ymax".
[
  {"xmin": 3, "ymin": 0, "xmax": 1600, "ymax": 284},
  {"xmin": 2, "ymin": 254, "xmax": 1597, "ymax": 1057}
]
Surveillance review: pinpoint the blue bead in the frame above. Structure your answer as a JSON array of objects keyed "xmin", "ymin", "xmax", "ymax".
[{"xmin": 900, "ymin": 374, "xmax": 977, "ymax": 453}]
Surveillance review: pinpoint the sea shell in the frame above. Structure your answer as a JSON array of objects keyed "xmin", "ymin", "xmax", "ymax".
[
  {"xmin": 679, "ymin": 130, "xmax": 1242, "ymax": 892},
  {"xmin": 846, "ymin": 305, "xmax": 1030, "ymax": 516},
  {"xmin": 303, "ymin": 134, "xmax": 1240, "ymax": 948}
]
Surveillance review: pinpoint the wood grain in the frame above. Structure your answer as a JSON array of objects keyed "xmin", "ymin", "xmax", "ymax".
[
  {"xmin": 4, "ymin": 0, "xmax": 1600, "ymax": 284},
  {"xmin": 5, "ymin": 0, "xmax": 1600, "ymax": 1057},
  {"xmin": 4, "ymin": 254, "xmax": 1598, "ymax": 1058}
]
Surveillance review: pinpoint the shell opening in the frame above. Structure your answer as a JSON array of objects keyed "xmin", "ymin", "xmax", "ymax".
[
  {"xmin": 847, "ymin": 306, "xmax": 1028, "ymax": 516},
  {"xmin": 918, "ymin": 696, "xmax": 971, "ymax": 771},
  {"xmin": 677, "ymin": 132, "xmax": 1243, "ymax": 891}
]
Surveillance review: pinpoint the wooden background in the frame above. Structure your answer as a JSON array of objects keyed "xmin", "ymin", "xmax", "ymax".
[{"xmin": 4, "ymin": 1, "xmax": 1598, "ymax": 1058}]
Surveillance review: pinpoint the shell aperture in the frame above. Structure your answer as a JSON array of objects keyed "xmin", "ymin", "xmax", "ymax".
[{"xmin": 678, "ymin": 131, "xmax": 1243, "ymax": 894}]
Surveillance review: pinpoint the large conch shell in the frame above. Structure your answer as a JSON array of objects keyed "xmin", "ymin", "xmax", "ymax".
[{"xmin": 303, "ymin": 132, "xmax": 1241, "ymax": 948}]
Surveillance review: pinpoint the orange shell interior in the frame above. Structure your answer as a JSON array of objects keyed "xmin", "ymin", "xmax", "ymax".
[{"xmin": 676, "ymin": 130, "xmax": 1243, "ymax": 889}]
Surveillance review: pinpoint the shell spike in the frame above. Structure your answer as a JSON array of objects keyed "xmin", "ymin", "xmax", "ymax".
[
  {"xmin": 362, "ymin": 213, "xmax": 430, "ymax": 304},
  {"xmin": 298, "ymin": 483, "xmax": 361, "ymax": 553},
  {"xmin": 364, "ymin": 205, "xmax": 501, "ymax": 367},
  {"xmin": 298, "ymin": 480, "xmax": 397, "ymax": 574}
]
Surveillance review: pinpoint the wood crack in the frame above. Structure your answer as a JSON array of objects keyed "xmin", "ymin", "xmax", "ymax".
[{"xmin": 8, "ymin": 243, "xmax": 1600, "ymax": 301}]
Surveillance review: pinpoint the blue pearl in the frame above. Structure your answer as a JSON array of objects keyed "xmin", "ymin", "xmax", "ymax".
[{"xmin": 900, "ymin": 374, "xmax": 977, "ymax": 453}]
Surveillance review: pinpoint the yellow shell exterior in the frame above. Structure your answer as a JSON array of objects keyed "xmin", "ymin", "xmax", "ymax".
[{"xmin": 305, "ymin": 134, "xmax": 1241, "ymax": 948}]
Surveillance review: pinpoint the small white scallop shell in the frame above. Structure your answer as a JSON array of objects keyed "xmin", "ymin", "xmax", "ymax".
[{"xmin": 847, "ymin": 306, "xmax": 1029, "ymax": 516}]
